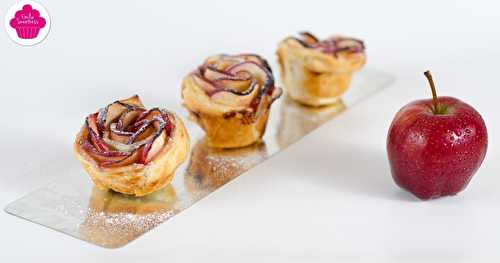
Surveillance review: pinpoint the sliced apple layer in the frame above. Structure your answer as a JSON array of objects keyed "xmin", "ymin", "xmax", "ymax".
[
  {"xmin": 192, "ymin": 54, "xmax": 279, "ymax": 111},
  {"xmin": 290, "ymin": 31, "xmax": 365, "ymax": 56},
  {"xmin": 80, "ymin": 96, "xmax": 176, "ymax": 167}
]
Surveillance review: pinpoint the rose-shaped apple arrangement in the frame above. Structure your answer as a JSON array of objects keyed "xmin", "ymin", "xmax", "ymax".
[
  {"xmin": 74, "ymin": 95, "xmax": 190, "ymax": 196},
  {"xmin": 387, "ymin": 71, "xmax": 488, "ymax": 200},
  {"xmin": 293, "ymin": 32, "xmax": 365, "ymax": 55},
  {"xmin": 277, "ymin": 32, "xmax": 366, "ymax": 106},
  {"xmin": 182, "ymin": 54, "xmax": 282, "ymax": 148}
]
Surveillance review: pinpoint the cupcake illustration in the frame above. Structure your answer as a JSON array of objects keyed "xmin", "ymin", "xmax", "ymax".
[{"xmin": 9, "ymin": 4, "xmax": 46, "ymax": 39}]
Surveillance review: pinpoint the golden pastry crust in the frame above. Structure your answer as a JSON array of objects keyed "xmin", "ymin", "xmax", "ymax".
[
  {"xmin": 74, "ymin": 95, "xmax": 190, "ymax": 196},
  {"xmin": 277, "ymin": 32, "xmax": 366, "ymax": 106},
  {"xmin": 181, "ymin": 54, "xmax": 282, "ymax": 148}
]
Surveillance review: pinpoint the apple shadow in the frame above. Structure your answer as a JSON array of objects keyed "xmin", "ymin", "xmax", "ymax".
[{"xmin": 281, "ymin": 139, "xmax": 419, "ymax": 202}]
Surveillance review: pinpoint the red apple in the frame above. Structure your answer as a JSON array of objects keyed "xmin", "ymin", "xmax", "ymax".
[{"xmin": 387, "ymin": 71, "xmax": 488, "ymax": 200}]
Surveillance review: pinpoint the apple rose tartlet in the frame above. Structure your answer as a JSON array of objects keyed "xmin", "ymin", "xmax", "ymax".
[
  {"xmin": 277, "ymin": 32, "xmax": 366, "ymax": 106},
  {"xmin": 181, "ymin": 54, "xmax": 282, "ymax": 148},
  {"xmin": 74, "ymin": 95, "xmax": 190, "ymax": 196}
]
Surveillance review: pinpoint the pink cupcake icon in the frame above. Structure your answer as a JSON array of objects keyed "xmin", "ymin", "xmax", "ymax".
[{"xmin": 9, "ymin": 4, "xmax": 46, "ymax": 39}]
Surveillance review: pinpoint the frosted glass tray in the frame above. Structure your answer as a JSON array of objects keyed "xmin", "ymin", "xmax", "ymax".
[{"xmin": 5, "ymin": 69, "xmax": 394, "ymax": 248}]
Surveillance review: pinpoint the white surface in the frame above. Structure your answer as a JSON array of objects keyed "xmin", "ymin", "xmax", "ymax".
[{"xmin": 0, "ymin": 0, "xmax": 499, "ymax": 262}]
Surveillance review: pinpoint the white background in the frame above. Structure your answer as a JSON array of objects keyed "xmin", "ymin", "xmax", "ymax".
[{"xmin": 1, "ymin": 0, "xmax": 499, "ymax": 262}]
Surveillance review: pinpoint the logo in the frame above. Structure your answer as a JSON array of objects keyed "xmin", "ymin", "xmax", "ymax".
[{"xmin": 4, "ymin": 1, "xmax": 51, "ymax": 46}]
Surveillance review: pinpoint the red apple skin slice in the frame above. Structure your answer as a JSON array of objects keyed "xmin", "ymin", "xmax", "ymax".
[
  {"xmin": 117, "ymin": 109, "xmax": 143, "ymax": 129},
  {"xmin": 203, "ymin": 66, "xmax": 235, "ymax": 80},
  {"xmin": 88, "ymin": 127, "xmax": 107, "ymax": 151},
  {"xmin": 98, "ymin": 102, "xmax": 128, "ymax": 130},
  {"xmin": 136, "ymin": 108, "xmax": 163, "ymax": 122},
  {"xmin": 138, "ymin": 113, "xmax": 173, "ymax": 163},
  {"xmin": 233, "ymin": 54, "xmax": 264, "ymax": 65},
  {"xmin": 129, "ymin": 124, "xmax": 155, "ymax": 144},
  {"xmin": 203, "ymin": 66, "xmax": 253, "ymax": 92},
  {"xmin": 100, "ymin": 146, "xmax": 144, "ymax": 168},
  {"xmin": 141, "ymin": 131, "xmax": 167, "ymax": 164},
  {"xmin": 227, "ymin": 61, "xmax": 275, "ymax": 96},
  {"xmin": 299, "ymin": 31, "xmax": 319, "ymax": 45},
  {"xmin": 97, "ymin": 96, "xmax": 145, "ymax": 130},
  {"xmin": 213, "ymin": 78, "xmax": 252, "ymax": 93},
  {"xmin": 270, "ymin": 86, "xmax": 283, "ymax": 103},
  {"xmin": 226, "ymin": 61, "xmax": 269, "ymax": 84},
  {"xmin": 108, "ymin": 124, "xmax": 133, "ymax": 144},
  {"xmin": 240, "ymin": 54, "xmax": 273, "ymax": 73},
  {"xmin": 86, "ymin": 114, "xmax": 110, "ymax": 152},
  {"xmin": 160, "ymin": 112, "xmax": 175, "ymax": 137},
  {"xmin": 86, "ymin": 113, "xmax": 100, "ymax": 134},
  {"xmin": 211, "ymin": 82, "xmax": 260, "ymax": 108},
  {"xmin": 227, "ymin": 61, "xmax": 276, "ymax": 101},
  {"xmin": 81, "ymin": 141, "xmax": 130, "ymax": 163},
  {"xmin": 193, "ymin": 73, "xmax": 220, "ymax": 95},
  {"xmin": 127, "ymin": 116, "xmax": 166, "ymax": 144},
  {"xmin": 119, "ymin": 94, "xmax": 144, "ymax": 108},
  {"xmin": 127, "ymin": 119, "xmax": 148, "ymax": 132}
]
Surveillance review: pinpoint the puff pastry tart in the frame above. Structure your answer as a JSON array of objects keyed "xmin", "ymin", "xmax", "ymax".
[
  {"xmin": 182, "ymin": 54, "xmax": 282, "ymax": 148},
  {"xmin": 74, "ymin": 95, "xmax": 190, "ymax": 196},
  {"xmin": 277, "ymin": 32, "xmax": 366, "ymax": 106}
]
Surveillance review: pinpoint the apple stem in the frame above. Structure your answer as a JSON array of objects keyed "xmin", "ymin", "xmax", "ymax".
[{"xmin": 424, "ymin": 70, "xmax": 439, "ymax": 114}]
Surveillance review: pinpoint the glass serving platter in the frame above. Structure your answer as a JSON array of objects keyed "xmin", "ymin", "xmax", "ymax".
[{"xmin": 5, "ymin": 69, "xmax": 394, "ymax": 248}]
